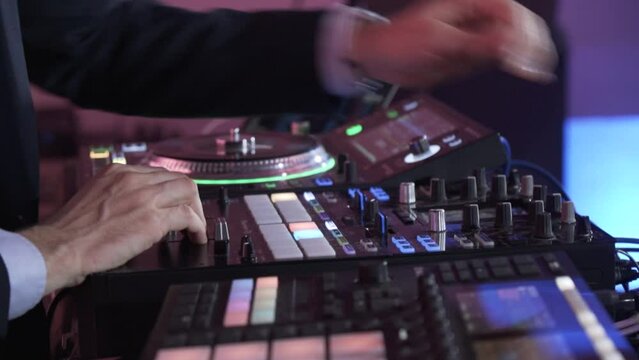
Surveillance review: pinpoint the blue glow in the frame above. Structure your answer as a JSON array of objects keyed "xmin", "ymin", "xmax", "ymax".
[
  {"xmin": 293, "ymin": 229, "xmax": 324, "ymax": 240},
  {"xmin": 564, "ymin": 115, "xmax": 639, "ymax": 238}
]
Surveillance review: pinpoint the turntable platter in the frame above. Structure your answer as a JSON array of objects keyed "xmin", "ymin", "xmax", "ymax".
[{"xmin": 147, "ymin": 132, "xmax": 335, "ymax": 185}]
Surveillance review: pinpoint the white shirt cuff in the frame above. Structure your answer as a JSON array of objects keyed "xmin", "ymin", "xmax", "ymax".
[{"xmin": 0, "ymin": 228, "xmax": 47, "ymax": 319}]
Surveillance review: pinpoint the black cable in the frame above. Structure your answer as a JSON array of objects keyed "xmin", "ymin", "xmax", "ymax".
[{"xmin": 617, "ymin": 238, "xmax": 639, "ymax": 245}]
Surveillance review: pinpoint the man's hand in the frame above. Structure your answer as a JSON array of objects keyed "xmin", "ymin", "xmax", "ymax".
[
  {"xmin": 350, "ymin": 0, "xmax": 557, "ymax": 87},
  {"xmin": 19, "ymin": 164, "xmax": 207, "ymax": 295}
]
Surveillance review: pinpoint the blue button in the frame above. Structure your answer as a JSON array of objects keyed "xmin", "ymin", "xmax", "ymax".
[
  {"xmin": 392, "ymin": 236, "xmax": 407, "ymax": 244},
  {"xmin": 293, "ymin": 229, "xmax": 324, "ymax": 240},
  {"xmin": 369, "ymin": 187, "xmax": 390, "ymax": 202},
  {"xmin": 417, "ymin": 234, "xmax": 432, "ymax": 243},
  {"xmin": 342, "ymin": 244, "xmax": 356, "ymax": 255},
  {"xmin": 315, "ymin": 177, "xmax": 334, "ymax": 187},
  {"xmin": 398, "ymin": 245, "xmax": 415, "ymax": 254},
  {"xmin": 423, "ymin": 242, "xmax": 441, "ymax": 252},
  {"xmin": 348, "ymin": 188, "xmax": 359, "ymax": 198},
  {"xmin": 319, "ymin": 213, "xmax": 331, "ymax": 221}
]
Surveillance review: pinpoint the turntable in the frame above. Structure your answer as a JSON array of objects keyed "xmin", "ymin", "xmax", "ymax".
[{"xmin": 81, "ymin": 96, "xmax": 507, "ymax": 192}]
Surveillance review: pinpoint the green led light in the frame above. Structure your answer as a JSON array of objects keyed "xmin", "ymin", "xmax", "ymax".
[
  {"xmin": 345, "ymin": 124, "xmax": 363, "ymax": 136},
  {"xmin": 386, "ymin": 110, "xmax": 399, "ymax": 119},
  {"xmin": 192, "ymin": 157, "xmax": 336, "ymax": 186},
  {"xmin": 264, "ymin": 183, "xmax": 277, "ymax": 189}
]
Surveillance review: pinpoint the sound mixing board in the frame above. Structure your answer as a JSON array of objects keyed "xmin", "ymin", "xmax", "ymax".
[
  {"xmin": 70, "ymin": 95, "xmax": 624, "ymax": 358},
  {"xmin": 142, "ymin": 253, "xmax": 635, "ymax": 360}
]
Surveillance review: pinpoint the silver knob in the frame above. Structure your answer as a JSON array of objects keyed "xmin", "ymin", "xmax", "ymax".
[
  {"xmin": 561, "ymin": 201, "xmax": 577, "ymax": 224},
  {"xmin": 520, "ymin": 175, "xmax": 534, "ymax": 198},
  {"xmin": 399, "ymin": 182, "xmax": 416, "ymax": 204},
  {"xmin": 429, "ymin": 209, "xmax": 446, "ymax": 232}
]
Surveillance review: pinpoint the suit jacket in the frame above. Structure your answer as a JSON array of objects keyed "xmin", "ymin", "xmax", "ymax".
[{"xmin": 1, "ymin": 0, "xmax": 337, "ymax": 344}]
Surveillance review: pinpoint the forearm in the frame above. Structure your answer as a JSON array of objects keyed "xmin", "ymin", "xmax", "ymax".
[{"xmin": 20, "ymin": 0, "xmax": 340, "ymax": 117}]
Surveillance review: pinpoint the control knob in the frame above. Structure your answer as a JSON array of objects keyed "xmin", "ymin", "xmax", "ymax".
[
  {"xmin": 534, "ymin": 212, "xmax": 555, "ymax": 240},
  {"xmin": 491, "ymin": 174, "xmax": 508, "ymax": 202},
  {"xmin": 528, "ymin": 200, "xmax": 544, "ymax": 224},
  {"xmin": 430, "ymin": 178, "xmax": 447, "ymax": 203},
  {"xmin": 561, "ymin": 201, "xmax": 577, "ymax": 224},
  {"xmin": 398, "ymin": 182, "xmax": 416, "ymax": 204},
  {"xmin": 461, "ymin": 176, "xmax": 478, "ymax": 202},
  {"xmin": 495, "ymin": 202, "xmax": 513, "ymax": 229},
  {"xmin": 239, "ymin": 234, "xmax": 256, "ymax": 264},
  {"xmin": 409, "ymin": 135, "xmax": 431, "ymax": 155},
  {"xmin": 429, "ymin": 209, "xmax": 446, "ymax": 232},
  {"xmin": 508, "ymin": 169, "xmax": 522, "ymax": 195},
  {"xmin": 473, "ymin": 168, "xmax": 489, "ymax": 200},
  {"xmin": 462, "ymin": 204, "xmax": 481, "ymax": 232},
  {"xmin": 533, "ymin": 184, "xmax": 547, "ymax": 203},
  {"xmin": 546, "ymin": 193, "xmax": 562, "ymax": 218},
  {"xmin": 520, "ymin": 175, "xmax": 534, "ymax": 200},
  {"xmin": 364, "ymin": 198, "xmax": 379, "ymax": 224}
]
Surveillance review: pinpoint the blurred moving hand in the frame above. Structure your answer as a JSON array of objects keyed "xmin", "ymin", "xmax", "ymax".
[
  {"xmin": 19, "ymin": 164, "xmax": 207, "ymax": 295},
  {"xmin": 350, "ymin": 0, "xmax": 557, "ymax": 87}
]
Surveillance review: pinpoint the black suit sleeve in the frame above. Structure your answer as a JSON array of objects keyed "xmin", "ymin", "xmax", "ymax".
[
  {"xmin": 0, "ymin": 254, "xmax": 9, "ymax": 338},
  {"xmin": 18, "ymin": 0, "xmax": 340, "ymax": 117}
]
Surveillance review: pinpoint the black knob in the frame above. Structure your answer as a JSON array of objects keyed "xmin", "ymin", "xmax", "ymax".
[
  {"xmin": 364, "ymin": 198, "xmax": 379, "ymax": 224},
  {"xmin": 344, "ymin": 160, "xmax": 358, "ymax": 184},
  {"xmin": 462, "ymin": 204, "xmax": 481, "ymax": 232},
  {"xmin": 218, "ymin": 187, "xmax": 229, "ymax": 213},
  {"xmin": 491, "ymin": 174, "xmax": 508, "ymax": 202},
  {"xmin": 495, "ymin": 202, "xmax": 513, "ymax": 229},
  {"xmin": 430, "ymin": 178, "xmax": 447, "ymax": 203},
  {"xmin": 508, "ymin": 169, "xmax": 522, "ymax": 195},
  {"xmin": 528, "ymin": 200, "xmax": 545, "ymax": 224},
  {"xmin": 473, "ymin": 168, "xmax": 489, "ymax": 200},
  {"xmin": 546, "ymin": 193, "xmax": 562, "ymax": 218},
  {"xmin": 534, "ymin": 212, "xmax": 555, "ymax": 239},
  {"xmin": 239, "ymin": 234, "xmax": 256, "ymax": 264},
  {"xmin": 577, "ymin": 215, "xmax": 593, "ymax": 240},
  {"xmin": 409, "ymin": 135, "xmax": 431, "ymax": 155},
  {"xmin": 357, "ymin": 261, "xmax": 390, "ymax": 284},
  {"xmin": 461, "ymin": 176, "xmax": 478, "ymax": 202},
  {"xmin": 337, "ymin": 154, "xmax": 348, "ymax": 174},
  {"xmin": 533, "ymin": 185, "xmax": 547, "ymax": 203}
]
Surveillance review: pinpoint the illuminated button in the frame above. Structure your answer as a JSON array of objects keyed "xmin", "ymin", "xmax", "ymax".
[
  {"xmin": 330, "ymin": 331, "xmax": 386, "ymax": 360},
  {"xmin": 121, "ymin": 142, "xmax": 147, "ymax": 153},
  {"xmin": 303, "ymin": 192, "xmax": 316, "ymax": 201},
  {"xmin": 397, "ymin": 244, "xmax": 415, "ymax": 254},
  {"xmin": 264, "ymin": 182, "xmax": 277, "ymax": 189},
  {"xmin": 423, "ymin": 241, "xmax": 441, "ymax": 252},
  {"xmin": 250, "ymin": 277, "xmax": 278, "ymax": 325},
  {"xmin": 369, "ymin": 187, "xmax": 390, "ymax": 202},
  {"xmin": 342, "ymin": 244, "xmax": 356, "ymax": 255},
  {"xmin": 386, "ymin": 109, "xmax": 399, "ymax": 119},
  {"xmin": 449, "ymin": 138, "xmax": 463, "ymax": 147},
  {"xmin": 324, "ymin": 221, "xmax": 338, "ymax": 231},
  {"xmin": 442, "ymin": 134, "xmax": 456, "ymax": 143},
  {"xmin": 345, "ymin": 124, "xmax": 363, "ymax": 137},
  {"xmin": 271, "ymin": 336, "xmax": 325, "ymax": 360},
  {"xmin": 213, "ymin": 342, "xmax": 268, "ymax": 360},
  {"xmin": 454, "ymin": 234, "xmax": 474, "ymax": 249},
  {"xmin": 293, "ymin": 229, "xmax": 324, "ymax": 240},
  {"xmin": 259, "ymin": 224, "xmax": 303, "ymax": 260},
  {"xmin": 89, "ymin": 146, "xmax": 111, "ymax": 159},
  {"xmin": 271, "ymin": 193, "xmax": 312, "ymax": 223},
  {"xmin": 298, "ymin": 239, "xmax": 336, "ymax": 258},
  {"xmin": 223, "ymin": 279, "xmax": 254, "ymax": 327},
  {"xmin": 244, "ymin": 195, "xmax": 282, "ymax": 225},
  {"xmin": 416, "ymin": 234, "xmax": 432, "ymax": 243},
  {"xmin": 314, "ymin": 177, "xmax": 334, "ymax": 187},
  {"xmin": 156, "ymin": 346, "xmax": 212, "ymax": 360},
  {"xmin": 403, "ymin": 101, "xmax": 419, "ymax": 112}
]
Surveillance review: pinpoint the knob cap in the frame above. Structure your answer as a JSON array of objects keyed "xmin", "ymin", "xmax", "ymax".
[
  {"xmin": 533, "ymin": 185, "xmax": 547, "ymax": 202},
  {"xmin": 337, "ymin": 154, "xmax": 348, "ymax": 174},
  {"xmin": 430, "ymin": 178, "xmax": 448, "ymax": 203},
  {"xmin": 577, "ymin": 215, "xmax": 593, "ymax": 239},
  {"xmin": 561, "ymin": 201, "xmax": 577, "ymax": 224},
  {"xmin": 429, "ymin": 209, "xmax": 446, "ymax": 232},
  {"xmin": 546, "ymin": 193, "xmax": 562, "ymax": 218},
  {"xmin": 528, "ymin": 200, "xmax": 545, "ymax": 224},
  {"xmin": 462, "ymin": 204, "xmax": 481, "ymax": 232},
  {"xmin": 508, "ymin": 169, "xmax": 522, "ymax": 195},
  {"xmin": 491, "ymin": 174, "xmax": 508, "ymax": 202},
  {"xmin": 409, "ymin": 135, "xmax": 431, "ymax": 155},
  {"xmin": 357, "ymin": 261, "xmax": 390, "ymax": 284},
  {"xmin": 495, "ymin": 202, "xmax": 513, "ymax": 229},
  {"xmin": 240, "ymin": 234, "xmax": 256, "ymax": 264},
  {"xmin": 473, "ymin": 168, "xmax": 489, "ymax": 200},
  {"xmin": 534, "ymin": 212, "xmax": 555, "ymax": 239},
  {"xmin": 520, "ymin": 175, "xmax": 534, "ymax": 199},
  {"xmin": 461, "ymin": 176, "xmax": 478, "ymax": 202},
  {"xmin": 364, "ymin": 198, "xmax": 379, "ymax": 224},
  {"xmin": 399, "ymin": 182, "xmax": 416, "ymax": 204}
]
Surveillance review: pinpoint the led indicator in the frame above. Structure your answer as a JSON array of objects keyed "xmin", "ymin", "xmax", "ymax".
[
  {"xmin": 386, "ymin": 110, "xmax": 399, "ymax": 119},
  {"xmin": 192, "ymin": 158, "xmax": 335, "ymax": 186},
  {"xmin": 345, "ymin": 124, "xmax": 363, "ymax": 136}
]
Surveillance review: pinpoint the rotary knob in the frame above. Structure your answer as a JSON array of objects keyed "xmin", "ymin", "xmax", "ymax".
[
  {"xmin": 409, "ymin": 135, "xmax": 431, "ymax": 155},
  {"xmin": 344, "ymin": 160, "xmax": 358, "ymax": 184},
  {"xmin": 533, "ymin": 185, "xmax": 547, "ymax": 203},
  {"xmin": 461, "ymin": 176, "xmax": 478, "ymax": 202},
  {"xmin": 546, "ymin": 193, "xmax": 562, "ymax": 218},
  {"xmin": 528, "ymin": 200, "xmax": 545, "ymax": 224},
  {"xmin": 429, "ymin": 209, "xmax": 446, "ymax": 232},
  {"xmin": 561, "ymin": 201, "xmax": 577, "ymax": 224},
  {"xmin": 462, "ymin": 204, "xmax": 481, "ymax": 232},
  {"xmin": 491, "ymin": 174, "xmax": 508, "ymax": 202},
  {"xmin": 508, "ymin": 169, "xmax": 522, "ymax": 195},
  {"xmin": 495, "ymin": 202, "xmax": 513, "ymax": 229},
  {"xmin": 399, "ymin": 182, "xmax": 416, "ymax": 204},
  {"xmin": 473, "ymin": 168, "xmax": 489, "ymax": 200},
  {"xmin": 364, "ymin": 198, "xmax": 379, "ymax": 224},
  {"xmin": 430, "ymin": 178, "xmax": 448, "ymax": 203},
  {"xmin": 239, "ymin": 234, "xmax": 256, "ymax": 264},
  {"xmin": 520, "ymin": 175, "xmax": 534, "ymax": 200},
  {"xmin": 534, "ymin": 212, "xmax": 555, "ymax": 240}
]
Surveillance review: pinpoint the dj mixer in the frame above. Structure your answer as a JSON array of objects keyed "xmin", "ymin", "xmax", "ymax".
[
  {"xmin": 142, "ymin": 253, "xmax": 635, "ymax": 360},
  {"xmin": 69, "ymin": 95, "xmax": 624, "ymax": 359}
]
